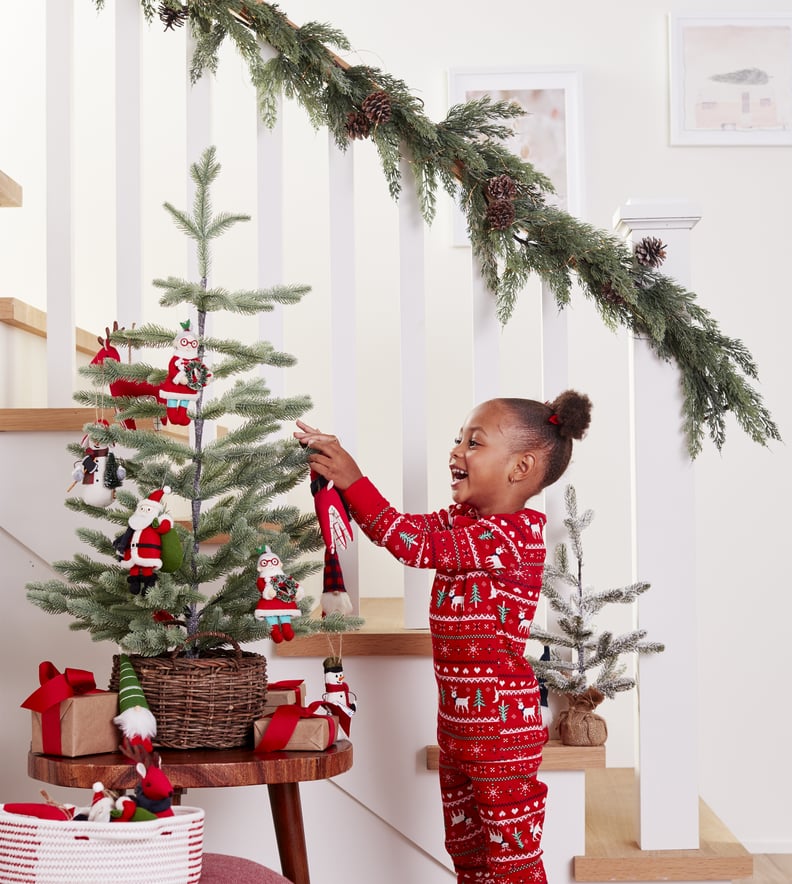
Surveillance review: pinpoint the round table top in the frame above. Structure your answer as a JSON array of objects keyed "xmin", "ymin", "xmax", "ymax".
[{"xmin": 28, "ymin": 741, "xmax": 353, "ymax": 791}]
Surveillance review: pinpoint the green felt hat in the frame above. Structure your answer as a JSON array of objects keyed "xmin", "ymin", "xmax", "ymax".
[{"xmin": 117, "ymin": 654, "xmax": 150, "ymax": 712}]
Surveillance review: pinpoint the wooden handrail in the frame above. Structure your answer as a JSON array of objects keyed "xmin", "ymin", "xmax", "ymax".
[
  {"xmin": 0, "ymin": 170, "xmax": 22, "ymax": 207},
  {"xmin": 0, "ymin": 297, "xmax": 98, "ymax": 356}
]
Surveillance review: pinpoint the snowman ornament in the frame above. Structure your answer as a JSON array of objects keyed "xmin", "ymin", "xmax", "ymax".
[
  {"xmin": 254, "ymin": 547, "xmax": 304, "ymax": 643},
  {"xmin": 68, "ymin": 420, "xmax": 125, "ymax": 508}
]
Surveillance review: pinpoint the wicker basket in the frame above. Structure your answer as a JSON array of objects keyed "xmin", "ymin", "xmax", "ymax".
[
  {"xmin": 109, "ymin": 633, "xmax": 268, "ymax": 749},
  {"xmin": 0, "ymin": 805, "xmax": 204, "ymax": 884}
]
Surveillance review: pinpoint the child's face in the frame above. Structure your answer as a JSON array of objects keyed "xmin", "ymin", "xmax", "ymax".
[{"xmin": 449, "ymin": 401, "xmax": 535, "ymax": 516}]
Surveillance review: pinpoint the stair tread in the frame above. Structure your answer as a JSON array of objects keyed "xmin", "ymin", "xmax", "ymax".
[{"xmin": 574, "ymin": 768, "xmax": 753, "ymax": 882}]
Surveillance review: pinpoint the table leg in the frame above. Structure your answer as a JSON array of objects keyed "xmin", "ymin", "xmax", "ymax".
[{"xmin": 267, "ymin": 781, "xmax": 309, "ymax": 884}]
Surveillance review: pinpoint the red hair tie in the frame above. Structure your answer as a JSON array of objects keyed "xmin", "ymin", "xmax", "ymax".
[{"xmin": 548, "ymin": 414, "xmax": 560, "ymax": 425}]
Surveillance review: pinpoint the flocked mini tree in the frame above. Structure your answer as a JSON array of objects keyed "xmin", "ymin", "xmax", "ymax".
[
  {"xmin": 27, "ymin": 146, "xmax": 362, "ymax": 656},
  {"xmin": 527, "ymin": 485, "xmax": 664, "ymax": 700}
]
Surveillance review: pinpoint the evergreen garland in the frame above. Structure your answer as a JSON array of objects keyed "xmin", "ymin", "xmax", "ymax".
[
  {"xmin": 92, "ymin": 1, "xmax": 780, "ymax": 457},
  {"xmin": 27, "ymin": 147, "xmax": 363, "ymax": 656}
]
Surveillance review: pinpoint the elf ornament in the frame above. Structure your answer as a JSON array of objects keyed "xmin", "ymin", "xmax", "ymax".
[
  {"xmin": 68, "ymin": 420, "xmax": 126, "ymax": 507},
  {"xmin": 254, "ymin": 546, "xmax": 303, "ymax": 643},
  {"xmin": 321, "ymin": 656, "xmax": 357, "ymax": 736},
  {"xmin": 158, "ymin": 320, "xmax": 212, "ymax": 426},
  {"xmin": 113, "ymin": 654, "xmax": 157, "ymax": 752},
  {"xmin": 113, "ymin": 487, "xmax": 174, "ymax": 596}
]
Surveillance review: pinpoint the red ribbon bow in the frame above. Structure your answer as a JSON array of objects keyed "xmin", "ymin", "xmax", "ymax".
[
  {"xmin": 21, "ymin": 662, "xmax": 103, "ymax": 755},
  {"xmin": 254, "ymin": 701, "xmax": 337, "ymax": 754}
]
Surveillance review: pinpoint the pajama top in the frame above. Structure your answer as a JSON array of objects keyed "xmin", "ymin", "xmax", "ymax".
[{"xmin": 343, "ymin": 477, "xmax": 548, "ymax": 763}]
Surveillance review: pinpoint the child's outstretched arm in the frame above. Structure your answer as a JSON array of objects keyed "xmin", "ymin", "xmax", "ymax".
[{"xmin": 294, "ymin": 420, "xmax": 363, "ymax": 491}]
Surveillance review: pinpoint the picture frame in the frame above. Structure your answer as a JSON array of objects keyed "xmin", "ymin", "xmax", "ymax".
[
  {"xmin": 447, "ymin": 67, "xmax": 583, "ymax": 246},
  {"xmin": 669, "ymin": 14, "xmax": 792, "ymax": 146}
]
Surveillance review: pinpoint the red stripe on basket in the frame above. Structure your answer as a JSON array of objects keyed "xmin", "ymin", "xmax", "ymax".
[{"xmin": 0, "ymin": 818, "xmax": 41, "ymax": 882}]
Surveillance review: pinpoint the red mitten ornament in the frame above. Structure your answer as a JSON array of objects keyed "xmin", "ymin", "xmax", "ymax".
[
  {"xmin": 157, "ymin": 320, "xmax": 211, "ymax": 426},
  {"xmin": 310, "ymin": 469, "xmax": 354, "ymax": 616}
]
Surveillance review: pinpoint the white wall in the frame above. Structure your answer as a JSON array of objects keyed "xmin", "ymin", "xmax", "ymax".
[{"xmin": 1, "ymin": 0, "xmax": 790, "ymax": 868}]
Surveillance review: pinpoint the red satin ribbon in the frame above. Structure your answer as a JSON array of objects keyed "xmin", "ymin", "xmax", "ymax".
[
  {"xmin": 267, "ymin": 679, "xmax": 305, "ymax": 692},
  {"xmin": 21, "ymin": 662, "xmax": 103, "ymax": 755},
  {"xmin": 255, "ymin": 701, "xmax": 337, "ymax": 753}
]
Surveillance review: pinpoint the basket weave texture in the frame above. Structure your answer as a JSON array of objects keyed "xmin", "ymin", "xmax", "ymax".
[
  {"xmin": 109, "ymin": 645, "xmax": 268, "ymax": 749},
  {"xmin": 0, "ymin": 805, "xmax": 204, "ymax": 884}
]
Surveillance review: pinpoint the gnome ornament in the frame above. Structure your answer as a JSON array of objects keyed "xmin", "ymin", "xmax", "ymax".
[
  {"xmin": 113, "ymin": 487, "xmax": 174, "ymax": 596},
  {"xmin": 309, "ymin": 469, "xmax": 354, "ymax": 616},
  {"xmin": 321, "ymin": 656, "xmax": 357, "ymax": 735},
  {"xmin": 254, "ymin": 546, "xmax": 303, "ymax": 643},
  {"xmin": 83, "ymin": 782, "xmax": 114, "ymax": 823},
  {"xmin": 68, "ymin": 420, "xmax": 126, "ymax": 507},
  {"xmin": 113, "ymin": 654, "xmax": 157, "ymax": 752},
  {"xmin": 158, "ymin": 320, "xmax": 212, "ymax": 426}
]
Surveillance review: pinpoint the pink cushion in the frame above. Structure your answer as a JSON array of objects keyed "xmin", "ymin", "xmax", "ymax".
[{"xmin": 200, "ymin": 852, "xmax": 293, "ymax": 883}]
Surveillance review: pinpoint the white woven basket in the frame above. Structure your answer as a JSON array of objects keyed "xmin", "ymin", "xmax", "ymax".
[{"xmin": 0, "ymin": 805, "xmax": 204, "ymax": 884}]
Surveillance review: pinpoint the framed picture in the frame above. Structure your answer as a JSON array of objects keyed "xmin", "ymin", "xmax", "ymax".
[
  {"xmin": 669, "ymin": 14, "xmax": 792, "ymax": 145},
  {"xmin": 448, "ymin": 67, "xmax": 583, "ymax": 245}
]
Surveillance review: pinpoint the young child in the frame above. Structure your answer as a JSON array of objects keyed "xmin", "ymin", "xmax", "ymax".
[{"xmin": 295, "ymin": 390, "xmax": 592, "ymax": 884}]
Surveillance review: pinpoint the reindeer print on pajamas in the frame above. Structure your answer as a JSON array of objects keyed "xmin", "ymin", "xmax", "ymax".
[{"xmin": 344, "ymin": 477, "xmax": 549, "ymax": 883}]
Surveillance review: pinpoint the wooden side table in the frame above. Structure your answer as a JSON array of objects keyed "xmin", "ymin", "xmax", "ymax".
[{"xmin": 28, "ymin": 741, "xmax": 353, "ymax": 884}]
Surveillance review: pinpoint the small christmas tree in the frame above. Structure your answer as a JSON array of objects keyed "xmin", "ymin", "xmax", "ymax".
[
  {"xmin": 527, "ymin": 485, "xmax": 664, "ymax": 699},
  {"xmin": 27, "ymin": 146, "xmax": 362, "ymax": 655}
]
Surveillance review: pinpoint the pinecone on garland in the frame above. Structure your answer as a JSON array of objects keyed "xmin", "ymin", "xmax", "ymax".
[
  {"xmin": 634, "ymin": 236, "xmax": 667, "ymax": 268},
  {"xmin": 361, "ymin": 90, "xmax": 393, "ymax": 126},
  {"xmin": 345, "ymin": 110, "xmax": 371, "ymax": 141},
  {"xmin": 601, "ymin": 281, "xmax": 627, "ymax": 307},
  {"xmin": 158, "ymin": 2, "xmax": 188, "ymax": 30},
  {"xmin": 484, "ymin": 174, "xmax": 517, "ymax": 202},
  {"xmin": 485, "ymin": 199, "xmax": 516, "ymax": 231}
]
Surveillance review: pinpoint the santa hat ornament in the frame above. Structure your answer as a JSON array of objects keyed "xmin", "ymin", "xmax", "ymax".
[{"xmin": 113, "ymin": 654, "xmax": 157, "ymax": 752}]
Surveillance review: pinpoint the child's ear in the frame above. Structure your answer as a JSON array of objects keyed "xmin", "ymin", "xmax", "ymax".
[{"xmin": 511, "ymin": 451, "xmax": 537, "ymax": 484}]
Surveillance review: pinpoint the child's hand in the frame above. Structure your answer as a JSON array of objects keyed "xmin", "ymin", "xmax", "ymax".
[{"xmin": 294, "ymin": 421, "xmax": 363, "ymax": 491}]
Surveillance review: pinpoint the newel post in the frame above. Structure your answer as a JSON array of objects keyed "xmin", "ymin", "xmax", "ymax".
[{"xmin": 613, "ymin": 199, "xmax": 701, "ymax": 850}]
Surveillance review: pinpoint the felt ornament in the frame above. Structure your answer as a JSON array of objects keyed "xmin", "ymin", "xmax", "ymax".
[
  {"xmin": 321, "ymin": 655, "xmax": 357, "ymax": 736},
  {"xmin": 113, "ymin": 487, "xmax": 174, "ymax": 596},
  {"xmin": 91, "ymin": 323, "xmax": 161, "ymax": 430},
  {"xmin": 86, "ymin": 782, "xmax": 114, "ymax": 823},
  {"xmin": 119, "ymin": 739, "xmax": 174, "ymax": 818},
  {"xmin": 67, "ymin": 420, "xmax": 126, "ymax": 507},
  {"xmin": 113, "ymin": 654, "xmax": 157, "ymax": 752},
  {"xmin": 157, "ymin": 320, "xmax": 212, "ymax": 426},
  {"xmin": 309, "ymin": 469, "xmax": 354, "ymax": 616},
  {"xmin": 254, "ymin": 546, "xmax": 303, "ymax": 643}
]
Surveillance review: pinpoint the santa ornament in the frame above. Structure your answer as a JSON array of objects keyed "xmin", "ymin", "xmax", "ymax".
[
  {"xmin": 321, "ymin": 655, "xmax": 357, "ymax": 736},
  {"xmin": 67, "ymin": 420, "xmax": 126, "ymax": 508},
  {"xmin": 309, "ymin": 469, "xmax": 354, "ymax": 616},
  {"xmin": 113, "ymin": 487, "xmax": 180, "ymax": 596},
  {"xmin": 254, "ymin": 546, "xmax": 303, "ymax": 643},
  {"xmin": 113, "ymin": 654, "xmax": 157, "ymax": 752},
  {"xmin": 158, "ymin": 319, "xmax": 212, "ymax": 426}
]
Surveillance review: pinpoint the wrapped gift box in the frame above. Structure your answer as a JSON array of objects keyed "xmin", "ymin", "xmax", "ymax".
[
  {"xmin": 254, "ymin": 711, "xmax": 338, "ymax": 752},
  {"xmin": 262, "ymin": 680, "xmax": 306, "ymax": 715},
  {"xmin": 30, "ymin": 692, "xmax": 120, "ymax": 757}
]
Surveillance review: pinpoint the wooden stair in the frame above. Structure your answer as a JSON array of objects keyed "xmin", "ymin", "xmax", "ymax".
[{"xmin": 575, "ymin": 768, "xmax": 753, "ymax": 882}]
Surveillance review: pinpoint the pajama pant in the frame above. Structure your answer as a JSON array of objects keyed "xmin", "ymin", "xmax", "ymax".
[{"xmin": 439, "ymin": 750, "xmax": 547, "ymax": 883}]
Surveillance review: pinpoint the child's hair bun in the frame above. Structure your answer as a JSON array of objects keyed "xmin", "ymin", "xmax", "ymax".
[{"xmin": 549, "ymin": 390, "xmax": 592, "ymax": 440}]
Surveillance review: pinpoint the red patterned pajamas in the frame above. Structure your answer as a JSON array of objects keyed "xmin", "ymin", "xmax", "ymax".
[{"xmin": 343, "ymin": 478, "xmax": 549, "ymax": 884}]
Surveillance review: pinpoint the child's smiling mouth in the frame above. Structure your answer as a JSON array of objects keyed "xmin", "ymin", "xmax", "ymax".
[{"xmin": 450, "ymin": 468, "xmax": 468, "ymax": 486}]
